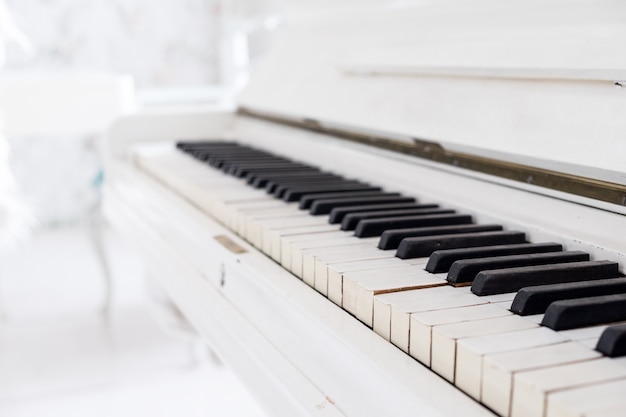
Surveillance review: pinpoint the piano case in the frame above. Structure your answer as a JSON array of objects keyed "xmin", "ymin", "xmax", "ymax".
[{"xmin": 103, "ymin": 2, "xmax": 626, "ymax": 417}]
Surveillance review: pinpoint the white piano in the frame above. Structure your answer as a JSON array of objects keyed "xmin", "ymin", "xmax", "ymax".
[{"xmin": 103, "ymin": 2, "xmax": 626, "ymax": 417}]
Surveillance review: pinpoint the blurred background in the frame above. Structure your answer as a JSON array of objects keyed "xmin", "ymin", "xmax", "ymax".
[{"xmin": 0, "ymin": 0, "xmax": 365, "ymax": 416}]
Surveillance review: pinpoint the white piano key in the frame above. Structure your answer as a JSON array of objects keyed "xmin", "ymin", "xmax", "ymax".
[
  {"xmin": 481, "ymin": 341, "xmax": 601, "ymax": 417},
  {"xmin": 288, "ymin": 235, "xmax": 364, "ymax": 279},
  {"xmin": 301, "ymin": 243, "xmax": 379, "ymax": 284},
  {"xmin": 261, "ymin": 217, "xmax": 331, "ymax": 254},
  {"xmin": 557, "ymin": 323, "xmax": 611, "ymax": 341},
  {"xmin": 409, "ymin": 303, "xmax": 512, "ymax": 366},
  {"xmin": 546, "ymin": 378, "xmax": 626, "ymax": 417},
  {"xmin": 431, "ymin": 315, "xmax": 538, "ymax": 383},
  {"xmin": 263, "ymin": 223, "xmax": 340, "ymax": 260},
  {"xmin": 455, "ymin": 327, "xmax": 567, "ymax": 400},
  {"xmin": 313, "ymin": 249, "xmax": 395, "ymax": 281},
  {"xmin": 576, "ymin": 337, "xmax": 600, "ymax": 349},
  {"xmin": 511, "ymin": 357, "xmax": 626, "ymax": 417},
  {"xmin": 317, "ymin": 249, "xmax": 400, "ymax": 303},
  {"xmin": 238, "ymin": 204, "xmax": 305, "ymax": 236},
  {"xmin": 280, "ymin": 231, "xmax": 353, "ymax": 274},
  {"xmin": 230, "ymin": 200, "xmax": 291, "ymax": 234},
  {"xmin": 209, "ymin": 189, "xmax": 274, "ymax": 222},
  {"xmin": 584, "ymin": 404, "xmax": 626, "ymax": 417},
  {"xmin": 321, "ymin": 257, "xmax": 409, "ymax": 296},
  {"xmin": 211, "ymin": 193, "xmax": 276, "ymax": 224},
  {"xmin": 341, "ymin": 265, "xmax": 424, "ymax": 313},
  {"xmin": 373, "ymin": 286, "xmax": 467, "ymax": 340},
  {"xmin": 476, "ymin": 292, "xmax": 517, "ymax": 304},
  {"xmin": 351, "ymin": 273, "xmax": 447, "ymax": 326},
  {"xmin": 391, "ymin": 293, "xmax": 493, "ymax": 353},
  {"xmin": 522, "ymin": 314, "xmax": 544, "ymax": 324},
  {"xmin": 391, "ymin": 291, "xmax": 514, "ymax": 356},
  {"xmin": 249, "ymin": 215, "xmax": 328, "ymax": 249}
]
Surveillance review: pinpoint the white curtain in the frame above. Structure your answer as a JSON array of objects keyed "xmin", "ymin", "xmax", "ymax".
[{"xmin": 0, "ymin": 0, "xmax": 31, "ymax": 247}]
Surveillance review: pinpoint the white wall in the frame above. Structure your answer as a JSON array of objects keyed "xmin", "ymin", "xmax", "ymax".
[{"xmin": 4, "ymin": 0, "xmax": 221, "ymax": 89}]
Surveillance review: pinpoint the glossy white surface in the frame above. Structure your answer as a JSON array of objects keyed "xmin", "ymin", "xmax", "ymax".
[
  {"xmin": 239, "ymin": 0, "xmax": 626, "ymax": 178},
  {"xmin": 0, "ymin": 226, "xmax": 267, "ymax": 417}
]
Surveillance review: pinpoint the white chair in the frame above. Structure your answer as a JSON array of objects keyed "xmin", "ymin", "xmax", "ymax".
[{"xmin": 0, "ymin": 71, "xmax": 135, "ymax": 317}]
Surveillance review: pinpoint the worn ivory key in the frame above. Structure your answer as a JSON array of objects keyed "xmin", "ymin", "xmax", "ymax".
[
  {"xmin": 350, "ymin": 272, "xmax": 446, "ymax": 326},
  {"xmin": 281, "ymin": 232, "xmax": 354, "ymax": 276},
  {"xmin": 455, "ymin": 327, "xmax": 567, "ymax": 400},
  {"xmin": 313, "ymin": 248, "xmax": 397, "ymax": 300},
  {"xmin": 227, "ymin": 200, "xmax": 289, "ymax": 233},
  {"xmin": 321, "ymin": 257, "xmax": 411, "ymax": 296},
  {"xmin": 324, "ymin": 250, "xmax": 418, "ymax": 304},
  {"xmin": 288, "ymin": 235, "xmax": 363, "ymax": 278},
  {"xmin": 409, "ymin": 303, "xmax": 512, "ymax": 366},
  {"xmin": 238, "ymin": 203, "xmax": 302, "ymax": 233},
  {"xmin": 546, "ymin": 378, "xmax": 626, "ymax": 417},
  {"xmin": 341, "ymin": 265, "xmax": 427, "ymax": 312},
  {"xmin": 430, "ymin": 315, "xmax": 538, "ymax": 383},
  {"xmin": 211, "ymin": 189, "xmax": 274, "ymax": 224},
  {"xmin": 301, "ymin": 243, "xmax": 378, "ymax": 284},
  {"xmin": 392, "ymin": 291, "xmax": 516, "ymax": 354},
  {"xmin": 267, "ymin": 223, "xmax": 340, "ymax": 260},
  {"xmin": 390, "ymin": 293, "xmax": 492, "ymax": 352},
  {"xmin": 249, "ymin": 215, "xmax": 327, "ymax": 248},
  {"xmin": 511, "ymin": 356, "xmax": 626, "ymax": 417},
  {"xmin": 373, "ymin": 286, "xmax": 468, "ymax": 340},
  {"xmin": 481, "ymin": 341, "xmax": 601, "ymax": 416}
]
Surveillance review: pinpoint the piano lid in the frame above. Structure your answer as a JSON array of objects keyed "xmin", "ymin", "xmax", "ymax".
[{"xmin": 237, "ymin": 0, "xmax": 626, "ymax": 208}]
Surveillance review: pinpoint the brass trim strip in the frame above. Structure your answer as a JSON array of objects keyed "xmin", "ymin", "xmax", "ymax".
[
  {"xmin": 214, "ymin": 235, "xmax": 247, "ymax": 254},
  {"xmin": 238, "ymin": 107, "xmax": 626, "ymax": 207}
]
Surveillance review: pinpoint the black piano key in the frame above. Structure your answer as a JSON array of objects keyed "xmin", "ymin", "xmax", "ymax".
[
  {"xmin": 269, "ymin": 177, "xmax": 350, "ymax": 194},
  {"xmin": 203, "ymin": 151, "xmax": 267, "ymax": 165},
  {"xmin": 249, "ymin": 172, "xmax": 337, "ymax": 187},
  {"xmin": 378, "ymin": 224, "xmax": 503, "ymax": 250},
  {"xmin": 213, "ymin": 154, "xmax": 284, "ymax": 168},
  {"xmin": 214, "ymin": 153, "xmax": 286, "ymax": 164},
  {"xmin": 264, "ymin": 173, "xmax": 341, "ymax": 192},
  {"xmin": 220, "ymin": 153, "xmax": 285, "ymax": 162},
  {"xmin": 178, "ymin": 141, "xmax": 239, "ymax": 155},
  {"xmin": 229, "ymin": 159, "xmax": 308, "ymax": 169},
  {"xmin": 267, "ymin": 178, "xmax": 356, "ymax": 193},
  {"xmin": 425, "ymin": 242, "xmax": 564, "ymax": 273},
  {"xmin": 309, "ymin": 195, "xmax": 417, "ymax": 215},
  {"xmin": 355, "ymin": 214, "xmax": 473, "ymax": 238},
  {"xmin": 341, "ymin": 207, "xmax": 451, "ymax": 231},
  {"xmin": 279, "ymin": 182, "xmax": 376, "ymax": 200},
  {"xmin": 471, "ymin": 260, "xmax": 620, "ymax": 296},
  {"xmin": 179, "ymin": 141, "xmax": 243, "ymax": 150},
  {"xmin": 217, "ymin": 157, "xmax": 283, "ymax": 170},
  {"xmin": 596, "ymin": 323, "xmax": 626, "ymax": 357},
  {"xmin": 542, "ymin": 294, "xmax": 626, "ymax": 331},
  {"xmin": 328, "ymin": 203, "xmax": 430, "ymax": 224},
  {"xmin": 232, "ymin": 163, "xmax": 314, "ymax": 178},
  {"xmin": 300, "ymin": 192, "xmax": 405, "ymax": 210},
  {"xmin": 396, "ymin": 230, "xmax": 526, "ymax": 259},
  {"xmin": 511, "ymin": 277, "xmax": 626, "ymax": 316},
  {"xmin": 447, "ymin": 251, "xmax": 590, "ymax": 285}
]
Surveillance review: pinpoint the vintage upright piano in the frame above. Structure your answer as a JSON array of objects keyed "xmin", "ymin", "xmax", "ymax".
[{"xmin": 103, "ymin": 2, "xmax": 626, "ymax": 416}]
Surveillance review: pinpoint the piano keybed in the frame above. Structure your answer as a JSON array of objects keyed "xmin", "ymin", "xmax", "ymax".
[{"xmin": 129, "ymin": 137, "xmax": 626, "ymax": 417}]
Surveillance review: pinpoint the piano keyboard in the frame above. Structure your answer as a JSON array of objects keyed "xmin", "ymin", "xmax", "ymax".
[{"xmin": 132, "ymin": 138, "xmax": 626, "ymax": 417}]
